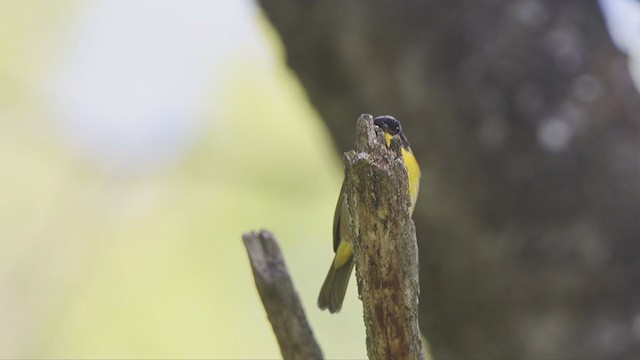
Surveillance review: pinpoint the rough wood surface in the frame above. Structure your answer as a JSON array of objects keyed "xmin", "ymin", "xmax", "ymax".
[
  {"xmin": 242, "ymin": 230, "xmax": 323, "ymax": 360},
  {"xmin": 344, "ymin": 114, "xmax": 424, "ymax": 360}
]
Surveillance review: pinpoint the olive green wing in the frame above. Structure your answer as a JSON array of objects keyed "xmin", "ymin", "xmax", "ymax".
[{"xmin": 332, "ymin": 179, "xmax": 346, "ymax": 252}]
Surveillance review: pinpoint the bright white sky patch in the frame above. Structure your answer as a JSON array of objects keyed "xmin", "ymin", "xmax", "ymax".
[
  {"xmin": 599, "ymin": 0, "xmax": 640, "ymax": 89},
  {"xmin": 599, "ymin": 0, "xmax": 640, "ymax": 55}
]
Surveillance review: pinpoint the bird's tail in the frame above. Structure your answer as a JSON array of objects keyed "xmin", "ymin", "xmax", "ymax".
[{"xmin": 317, "ymin": 257, "xmax": 354, "ymax": 313}]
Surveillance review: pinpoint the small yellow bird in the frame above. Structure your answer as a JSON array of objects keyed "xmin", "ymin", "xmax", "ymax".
[{"xmin": 317, "ymin": 115, "xmax": 421, "ymax": 313}]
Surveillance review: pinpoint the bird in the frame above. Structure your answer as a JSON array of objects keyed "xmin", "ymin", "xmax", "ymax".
[{"xmin": 317, "ymin": 115, "xmax": 421, "ymax": 313}]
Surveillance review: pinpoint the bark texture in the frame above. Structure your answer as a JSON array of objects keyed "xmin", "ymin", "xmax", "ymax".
[
  {"xmin": 242, "ymin": 230, "xmax": 323, "ymax": 360},
  {"xmin": 259, "ymin": 1, "xmax": 640, "ymax": 359},
  {"xmin": 345, "ymin": 114, "xmax": 424, "ymax": 360}
]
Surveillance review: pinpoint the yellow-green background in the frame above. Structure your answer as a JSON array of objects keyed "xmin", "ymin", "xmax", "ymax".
[{"xmin": 0, "ymin": 1, "xmax": 366, "ymax": 358}]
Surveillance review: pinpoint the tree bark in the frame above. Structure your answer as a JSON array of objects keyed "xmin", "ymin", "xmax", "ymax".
[
  {"xmin": 242, "ymin": 230, "xmax": 323, "ymax": 360},
  {"xmin": 345, "ymin": 114, "xmax": 424, "ymax": 360},
  {"xmin": 259, "ymin": 1, "xmax": 640, "ymax": 359}
]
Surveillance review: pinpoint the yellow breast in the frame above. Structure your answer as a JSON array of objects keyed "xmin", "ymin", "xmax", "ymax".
[
  {"xmin": 384, "ymin": 133, "xmax": 421, "ymax": 214},
  {"xmin": 402, "ymin": 147, "xmax": 421, "ymax": 213}
]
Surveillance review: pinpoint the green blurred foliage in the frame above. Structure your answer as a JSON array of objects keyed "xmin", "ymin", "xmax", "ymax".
[{"xmin": 0, "ymin": 2, "xmax": 366, "ymax": 359}]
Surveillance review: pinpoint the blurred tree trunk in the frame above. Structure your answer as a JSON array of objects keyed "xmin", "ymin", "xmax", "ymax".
[{"xmin": 259, "ymin": 0, "xmax": 640, "ymax": 359}]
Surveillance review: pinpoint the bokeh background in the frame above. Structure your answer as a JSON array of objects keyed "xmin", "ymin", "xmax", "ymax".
[
  {"xmin": 0, "ymin": 1, "xmax": 366, "ymax": 358},
  {"xmin": 3, "ymin": 1, "xmax": 640, "ymax": 359}
]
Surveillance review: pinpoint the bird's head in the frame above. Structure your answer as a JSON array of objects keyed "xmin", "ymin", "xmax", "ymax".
[{"xmin": 373, "ymin": 115, "xmax": 409, "ymax": 149}]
